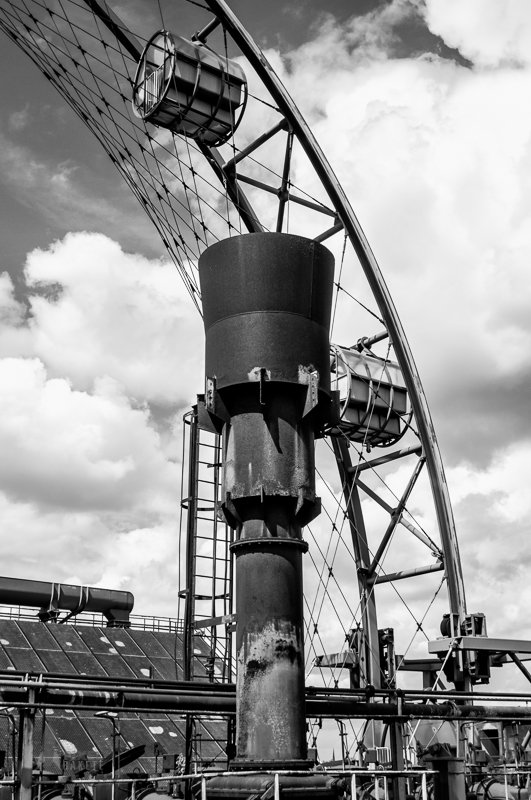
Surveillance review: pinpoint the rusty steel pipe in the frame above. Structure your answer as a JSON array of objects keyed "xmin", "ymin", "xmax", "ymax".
[
  {"xmin": 199, "ymin": 233, "xmax": 334, "ymax": 772},
  {"xmin": 233, "ymin": 536, "xmax": 307, "ymax": 766},
  {"xmin": 0, "ymin": 576, "xmax": 133, "ymax": 625}
]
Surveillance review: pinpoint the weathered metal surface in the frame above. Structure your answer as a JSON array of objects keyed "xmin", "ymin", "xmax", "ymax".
[
  {"xmin": 0, "ymin": 577, "xmax": 134, "ymax": 625},
  {"xmin": 205, "ymin": 773, "xmax": 343, "ymax": 800},
  {"xmin": 8, "ymin": 673, "xmax": 531, "ymax": 723},
  {"xmin": 234, "ymin": 544, "xmax": 306, "ymax": 766},
  {"xmin": 16, "ymin": 700, "xmax": 34, "ymax": 800},
  {"xmin": 223, "ymin": 400, "xmax": 317, "ymax": 524},
  {"xmin": 199, "ymin": 232, "xmax": 334, "ymax": 398},
  {"xmin": 199, "ymin": 233, "xmax": 334, "ymax": 772}
]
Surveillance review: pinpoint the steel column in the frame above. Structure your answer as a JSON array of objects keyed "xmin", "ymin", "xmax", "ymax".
[
  {"xmin": 16, "ymin": 699, "xmax": 34, "ymax": 800},
  {"xmin": 199, "ymin": 232, "xmax": 334, "ymax": 775}
]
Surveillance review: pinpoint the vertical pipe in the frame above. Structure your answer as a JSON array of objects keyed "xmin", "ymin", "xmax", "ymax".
[
  {"xmin": 387, "ymin": 721, "xmax": 406, "ymax": 800},
  {"xmin": 183, "ymin": 409, "xmax": 199, "ymax": 782},
  {"xmin": 110, "ymin": 719, "xmax": 116, "ymax": 800},
  {"xmin": 199, "ymin": 233, "xmax": 334, "ymax": 772},
  {"xmin": 183, "ymin": 408, "xmax": 200, "ymax": 684},
  {"xmin": 421, "ymin": 772, "xmax": 427, "ymax": 800},
  {"xmin": 16, "ymin": 700, "xmax": 34, "ymax": 800},
  {"xmin": 233, "ymin": 536, "xmax": 307, "ymax": 764}
]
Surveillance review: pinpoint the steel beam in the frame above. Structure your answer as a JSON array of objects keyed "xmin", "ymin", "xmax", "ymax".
[
  {"xmin": 429, "ymin": 636, "xmax": 531, "ymax": 655},
  {"xmin": 16, "ymin": 696, "xmax": 34, "ymax": 800}
]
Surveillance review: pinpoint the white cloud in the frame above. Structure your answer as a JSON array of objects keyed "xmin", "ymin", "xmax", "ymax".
[
  {"xmin": 0, "ymin": 273, "xmax": 24, "ymax": 326},
  {"xmin": 0, "ymin": 357, "xmax": 178, "ymax": 510},
  {"xmin": 24, "ymin": 232, "xmax": 203, "ymax": 406},
  {"xmin": 8, "ymin": 104, "xmax": 30, "ymax": 132},
  {"xmin": 241, "ymin": 8, "xmax": 531, "ymax": 697},
  {"xmin": 0, "ymin": 273, "xmax": 32, "ymax": 357},
  {"xmin": 275, "ymin": 14, "xmax": 531, "ymax": 466},
  {"xmin": 423, "ymin": 0, "xmax": 531, "ymax": 67},
  {"xmin": 0, "ymin": 233, "xmax": 200, "ymax": 613},
  {"xmin": 0, "ymin": 490, "xmax": 180, "ymax": 616}
]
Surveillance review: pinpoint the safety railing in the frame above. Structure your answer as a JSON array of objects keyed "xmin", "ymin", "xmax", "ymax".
[
  {"xmin": 28, "ymin": 768, "xmax": 436, "ymax": 800},
  {"xmin": 468, "ymin": 766, "xmax": 531, "ymax": 798},
  {"xmin": 0, "ymin": 604, "xmax": 184, "ymax": 632}
]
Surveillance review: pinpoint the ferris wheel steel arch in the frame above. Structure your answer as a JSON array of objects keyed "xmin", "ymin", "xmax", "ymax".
[
  {"xmin": 0, "ymin": 0, "xmax": 468, "ymax": 689},
  {"xmin": 194, "ymin": 0, "xmax": 467, "ymax": 631},
  {"xmin": 85, "ymin": 0, "xmax": 468, "ymax": 630}
]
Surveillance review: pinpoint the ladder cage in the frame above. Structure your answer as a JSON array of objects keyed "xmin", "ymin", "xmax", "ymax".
[{"xmin": 179, "ymin": 407, "xmax": 235, "ymax": 772}]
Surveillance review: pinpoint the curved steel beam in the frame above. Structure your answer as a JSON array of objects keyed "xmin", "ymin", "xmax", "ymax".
[{"xmin": 202, "ymin": 0, "xmax": 467, "ymax": 626}]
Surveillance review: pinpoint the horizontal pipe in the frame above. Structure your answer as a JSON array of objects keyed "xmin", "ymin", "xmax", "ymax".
[
  {"xmin": 313, "ymin": 221, "xmax": 343, "ymax": 243},
  {"xmin": 0, "ymin": 576, "xmax": 133, "ymax": 623},
  {"xmin": 6, "ymin": 680, "xmax": 531, "ymax": 722},
  {"xmin": 373, "ymin": 562, "xmax": 444, "ymax": 584},
  {"xmin": 222, "ymin": 119, "xmax": 288, "ymax": 169},
  {"xmin": 354, "ymin": 445, "xmax": 423, "ymax": 473},
  {"xmin": 7, "ymin": 674, "xmax": 531, "ymax": 705},
  {"xmin": 355, "ymin": 330, "xmax": 390, "ymax": 351}
]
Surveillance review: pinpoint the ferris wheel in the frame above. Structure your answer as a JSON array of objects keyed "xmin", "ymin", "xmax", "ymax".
[{"xmin": 0, "ymin": 0, "xmax": 477, "ymax": 760}]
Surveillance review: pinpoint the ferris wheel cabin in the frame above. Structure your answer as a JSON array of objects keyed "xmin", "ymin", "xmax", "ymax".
[
  {"xmin": 132, "ymin": 30, "xmax": 246, "ymax": 146},
  {"xmin": 331, "ymin": 345, "xmax": 409, "ymax": 447}
]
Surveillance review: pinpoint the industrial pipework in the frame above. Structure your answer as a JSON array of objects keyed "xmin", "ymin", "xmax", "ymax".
[
  {"xmin": 0, "ymin": 576, "xmax": 134, "ymax": 626},
  {"xmin": 199, "ymin": 232, "xmax": 337, "ymax": 794}
]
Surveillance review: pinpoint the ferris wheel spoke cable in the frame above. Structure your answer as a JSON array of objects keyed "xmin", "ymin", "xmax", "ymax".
[
  {"xmin": 330, "ymin": 231, "xmax": 348, "ymax": 337},
  {"xmin": 303, "ymin": 603, "xmax": 334, "ymax": 679},
  {"xmin": 3, "ymin": 5, "xmax": 219, "ymax": 269},
  {"xmin": 2, "ymin": 0, "xmax": 230, "ymax": 293},
  {"xmin": 304, "ymin": 528, "xmax": 358, "ymax": 630},
  {"xmin": 316, "ymin": 440, "xmax": 444, "ymax": 683},
  {"xmin": 7, "ymin": 0, "xmax": 388, "ymax": 324},
  {"xmin": 394, "ymin": 576, "xmax": 446, "ymax": 675},
  {"xmin": 304, "ymin": 513, "xmax": 347, "ymax": 642}
]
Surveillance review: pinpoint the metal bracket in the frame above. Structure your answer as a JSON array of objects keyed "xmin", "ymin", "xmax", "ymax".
[
  {"xmin": 205, "ymin": 376, "xmax": 216, "ymax": 413},
  {"xmin": 247, "ymin": 366, "xmax": 271, "ymax": 406},
  {"xmin": 299, "ymin": 365, "xmax": 319, "ymax": 417}
]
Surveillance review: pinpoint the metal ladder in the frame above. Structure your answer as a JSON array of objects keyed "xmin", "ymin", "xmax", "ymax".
[{"xmin": 180, "ymin": 406, "xmax": 235, "ymax": 772}]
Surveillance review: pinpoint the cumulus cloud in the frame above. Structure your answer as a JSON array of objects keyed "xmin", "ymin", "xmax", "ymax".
[
  {"xmin": 0, "ymin": 489, "xmax": 181, "ymax": 616},
  {"xmin": 0, "ymin": 272, "xmax": 31, "ymax": 354},
  {"xmin": 0, "ymin": 358, "xmax": 177, "ymax": 510},
  {"xmin": 0, "ymin": 233, "xmax": 201, "ymax": 613},
  {"xmin": 25, "ymin": 232, "xmax": 203, "ymax": 406},
  {"xmin": 249, "ymin": 3, "xmax": 531, "ymax": 692},
  {"xmin": 274, "ymin": 7, "xmax": 531, "ymax": 467},
  {"xmin": 423, "ymin": 0, "xmax": 531, "ymax": 67}
]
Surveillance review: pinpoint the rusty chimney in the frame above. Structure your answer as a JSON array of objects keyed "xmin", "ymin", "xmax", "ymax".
[{"xmin": 199, "ymin": 232, "xmax": 334, "ymax": 773}]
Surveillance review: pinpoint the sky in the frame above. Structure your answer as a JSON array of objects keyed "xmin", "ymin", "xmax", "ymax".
[{"xmin": 1, "ymin": 0, "xmax": 531, "ymax": 706}]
